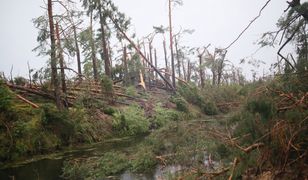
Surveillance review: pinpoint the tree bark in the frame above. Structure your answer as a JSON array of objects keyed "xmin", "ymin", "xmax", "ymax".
[
  {"xmin": 154, "ymin": 48, "xmax": 158, "ymax": 80},
  {"xmin": 174, "ymin": 36, "xmax": 182, "ymax": 78},
  {"xmin": 73, "ymin": 24, "xmax": 82, "ymax": 80},
  {"xmin": 48, "ymin": 0, "xmax": 62, "ymax": 110},
  {"xmin": 90, "ymin": 10, "xmax": 99, "ymax": 82},
  {"xmin": 199, "ymin": 54, "xmax": 205, "ymax": 88},
  {"xmin": 55, "ymin": 22, "xmax": 67, "ymax": 95},
  {"xmin": 148, "ymin": 41, "xmax": 154, "ymax": 81},
  {"xmin": 168, "ymin": 0, "xmax": 176, "ymax": 89},
  {"xmin": 163, "ymin": 40, "xmax": 171, "ymax": 86},
  {"xmin": 98, "ymin": 3, "xmax": 111, "ymax": 77},
  {"xmin": 187, "ymin": 60, "xmax": 191, "ymax": 82},
  {"xmin": 123, "ymin": 46, "xmax": 129, "ymax": 85}
]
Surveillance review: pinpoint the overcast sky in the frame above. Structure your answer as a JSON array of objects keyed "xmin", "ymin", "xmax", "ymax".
[{"xmin": 0, "ymin": 0, "xmax": 293, "ymax": 79}]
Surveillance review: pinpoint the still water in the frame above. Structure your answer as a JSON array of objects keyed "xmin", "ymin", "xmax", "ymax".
[{"xmin": 0, "ymin": 137, "xmax": 167, "ymax": 180}]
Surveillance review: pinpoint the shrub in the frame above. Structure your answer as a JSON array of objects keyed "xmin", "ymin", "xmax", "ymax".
[
  {"xmin": 41, "ymin": 104, "xmax": 75, "ymax": 144},
  {"xmin": 0, "ymin": 80, "xmax": 12, "ymax": 112},
  {"xmin": 112, "ymin": 106, "xmax": 150, "ymax": 136},
  {"xmin": 103, "ymin": 107, "xmax": 116, "ymax": 116},
  {"xmin": 125, "ymin": 86, "xmax": 137, "ymax": 97},
  {"xmin": 171, "ymin": 96, "xmax": 189, "ymax": 113},
  {"xmin": 14, "ymin": 76, "xmax": 27, "ymax": 86},
  {"xmin": 130, "ymin": 146, "xmax": 157, "ymax": 173},
  {"xmin": 151, "ymin": 106, "xmax": 181, "ymax": 128},
  {"xmin": 62, "ymin": 160, "xmax": 92, "ymax": 179},
  {"xmin": 201, "ymin": 101, "xmax": 218, "ymax": 115},
  {"xmin": 246, "ymin": 98, "xmax": 275, "ymax": 123},
  {"xmin": 98, "ymin": 152, "xmax": 129, "ymax": 176}
]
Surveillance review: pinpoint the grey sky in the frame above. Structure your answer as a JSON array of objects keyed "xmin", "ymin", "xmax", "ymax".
[{"xmin": 0, "ymin": 0, "xmax": 293, "ymax": 79}]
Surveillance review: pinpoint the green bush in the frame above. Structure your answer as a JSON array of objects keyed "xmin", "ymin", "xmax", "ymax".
[
  {"xmin": 125, "ymin": 86, "xmax": 137, "ymax": 97},
  {"xmin": 103, "ymin": 107, "xmax": 116, "ymax": 115},
  {"xmin": 41, "ymin": 104, "xmax": 75, "ymax": 144},
  {"xmin": 98, "ymin": 152, "xmax": 129, "ymax": 176},
  {"xmin": 62, "ymin": 160, "xmax": 92, "ymax": 180},
  {"xmin": 112, "ymin": 106, "xmax": 150, "ymax": 136},
  {"xmin": 201, "ymin": 101, "xmax": 218, "ymax": 115},
  {"xmin": 130, "ymin": 146, "xmax": 157, "ymax": 173},
  {"xmin": 246, "ymin": 98, "xmax": 275, "ymax": 123},
  {"xmin": 152, "ymin": 106, "xmax": 181, "ymax": 128},
  {"xmin": 171, "ymin": 96, "xmax": 189, "ymax": 112},
  {"xmin": 0, "ymin": 80, "xmax": 12, "ymax": 112},
  {"xmin": 14, "ymin": 77, "xmax": 27, "ymax": 86}
]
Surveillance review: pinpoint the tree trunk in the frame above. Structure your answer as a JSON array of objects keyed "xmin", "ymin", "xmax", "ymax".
[
  {"xmin": 168, "ymin": 0, "xmax": 176, "ymax": 89},
  {"xmin": 55, "ymin": 22, "xmax": 67, "ymax": 95},
  {"xmin": 98, "ymin": 3, "xmax": 111, "ymax": 77},
  {"xmin": 187, "ymin": 60, "xmax": 191, "ymax": 82},
  {"xmin": 90, "ymin": 10, "xmax": 99, "ymax": 82},
  {"xmin": 123, "ymin": 46, "xmax": 129, "ymax": 85},
  {"xmin": 174, "ymin": 36, "xmax": 182, "ymax": 78},
  {"xmin": 73, "ymin": 24, "xmax": 82, "ymax": 81},
  {"xmin": 163, "ymin": 40, "xmax": 170, "ymax": 87},
  {"xmin": 199, "ymin": 55, "xmax": 205, "ymax": 88},
  {"xmin": 182, "ymin": 60, "xmax": 187, "ymax": 81},
  {"xmin": 154, "ymin": 48, "xmax": 158, "ymax": 80},
  {"xmin": 109, "ymin": 15, "xmax": 175, "ymax": 91},
  {"xmin": 48, "ymin": 0, "xmax": 62, "ymax": 110}
]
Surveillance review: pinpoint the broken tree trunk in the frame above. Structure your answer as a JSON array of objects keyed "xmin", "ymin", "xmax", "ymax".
[
  {"xmin": 16, "ymin": 94, "xmax": 39, "ymax": 108},
  {"xmin": 109, "ymin": 15, "xmax": 175, "ymax": 91}
]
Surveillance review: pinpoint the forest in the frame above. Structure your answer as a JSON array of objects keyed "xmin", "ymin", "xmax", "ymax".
[{"xmin": 0, "ymin": 0, "xmax": 307, "ymax": 179}]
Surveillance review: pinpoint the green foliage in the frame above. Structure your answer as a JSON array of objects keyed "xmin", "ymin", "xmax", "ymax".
[
  {"xmin": 130, "ymin": 146, "xmax": 157, "ymax": 173},
  {"xmin": 14, "ymin": 76, "xmax": 27, "ymax": 86},
  {"xmin": 177, "ymin": 83, "xmax": 218, "ymax": 115},
  {"xmin": 125, "ymin": 85, "xmax": 137, "ymax": 97},
  {"xmin": 246, "ymin": 98, "xmax": 275, "ymax": 123},
  {"xmin": 98, "ymin": 152, "xmax": 129, "ymax": 176},
  {"xmin": 0, "ymin": 80, "xmax": 13, "ymax": 112},
  {"xmin": 103, "ymin": 107, "xmax": 116, "ymax": 116},
  {"xmin": 171, "ymin": 95, "xmax": 189, "ymax": 112},
  {"xmin": 112, "ymin": 106, "xmax": 150, "ymax": 136},
  {"xmin": 41, "ymin": 104, "xmax": 75, "ymax": 144},
  {"xmin": 62, "ymin": 159, "xmax": 92, "ymax": 180},
  {"xmin": 101, "ymin": 75, "xmax": 113, "ymax": 94},
  {"xmin": 151, "ymin": 106, "xmax": 181, "ymax": 128},
  {"xmin": 201, "ymin": 101, "xmax": 218, "ymax": 115}
]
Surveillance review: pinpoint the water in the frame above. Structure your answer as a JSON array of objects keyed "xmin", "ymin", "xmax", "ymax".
[{"xmin": 0, "ymin": 137, "xmax": 146, "ymax": 180}]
